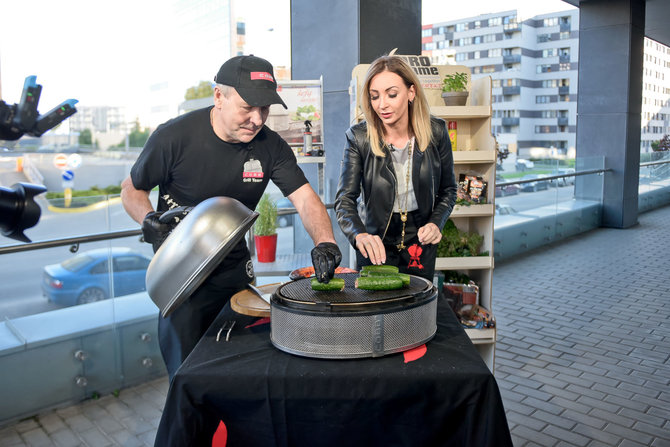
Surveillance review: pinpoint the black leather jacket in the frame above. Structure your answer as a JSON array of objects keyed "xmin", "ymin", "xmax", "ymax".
[{"xmin": 335, "ymin": 117, "xmax": 457, "ymax": 248}]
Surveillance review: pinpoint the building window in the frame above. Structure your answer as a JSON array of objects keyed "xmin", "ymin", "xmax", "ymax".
[
  {"xmin": 537, "ymin": 64, "xmax": 552, "ymax": 73},
  {"xmin": 542, "ymin": 48, "xmax": 557, "ymax": 58},
  {"xmin": 489, "ymin": 48, "xmax": 502, "ymax": 57},
  {"xmin": 559, "ymin": 62, "xmax": 571, "ymax": 71},
  {"xmin": 489, "ymin": 17, "xmax": 502, "ymax": 26},
  {"xmin": 492, "ymin": 80, "xmax": 501, "ymax": 88},
  {"xmin": 542, "ymin": 79, "xmax": 558, "ymax": 88},
  {"xmin": 536, "ymin": 95, "xmax": 551, "ymax": 104},
  {"xmin": 537, "ymin": 34, "xmax": 551, "ymax": 43},
  {"xmin": 559, "ymin": 95, "xmax": 570, "ymax": 102},
  {"xmin": 482, "ymin": 65, "xmax": 496, "ymax": 73},
  {"xmin": 559, "ymin": 31, "xmax": 570, "ymax": 40},
  {"xmin": 543, "ymin": 17, "xmax": 558, "ymax": 27},
  {"xmin": 422, "ymin": 29, "xmax": 432, "ymax": 37},
  {"xmin": 474, "ymin": 51, "xmax": 481, "ymax": 59},
  {"xmin": 455, "ymin": 53, "xmax": 466, "ymax": 62}
]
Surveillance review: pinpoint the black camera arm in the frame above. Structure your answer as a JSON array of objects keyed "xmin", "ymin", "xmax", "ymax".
[{"xmin": 0, "ymin": 75, "xmax": 77, "ymax": 141}]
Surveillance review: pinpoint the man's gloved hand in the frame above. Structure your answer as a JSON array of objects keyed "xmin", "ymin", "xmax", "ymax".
[
  {"xmin": 311, "ymin": 242, "xmax": 342, "ymax": 283},
  {"xmin": 142, "ymin": 211, "xmax": 176, "ymax": 252}
]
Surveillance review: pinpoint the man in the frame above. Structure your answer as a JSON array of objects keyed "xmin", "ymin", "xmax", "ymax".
[{"xmin": 121, "ymin": 55, "xmax": 341, "ymax": 378}]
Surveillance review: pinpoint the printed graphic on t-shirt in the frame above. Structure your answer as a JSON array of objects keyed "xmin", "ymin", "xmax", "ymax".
[{"xmin": 243, "ymin": 158, "xmax": 264, "ymax": 183}]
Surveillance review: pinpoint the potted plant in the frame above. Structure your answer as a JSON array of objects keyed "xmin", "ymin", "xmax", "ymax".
[
  {"xmin": 441, "ymin": 72, "xmax": 469, "ymax": 106},
  {"xmin": 254, "ymin": 193, "xmax": 278, "ymax": 262}
]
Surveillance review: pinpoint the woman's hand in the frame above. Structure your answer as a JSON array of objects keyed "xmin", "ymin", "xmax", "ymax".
[
  {"xmin": 418, "ymin": 223, "xmax": 442, "ymax": 245},
  {"xmin": 355, "ymin": 233, "xmax": 386, "ymax": 265}
]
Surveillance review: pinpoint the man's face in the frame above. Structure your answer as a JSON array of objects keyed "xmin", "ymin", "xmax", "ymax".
[{"xmin": 213, "ymin": 87, "xmax": 270, "ymax": 143}]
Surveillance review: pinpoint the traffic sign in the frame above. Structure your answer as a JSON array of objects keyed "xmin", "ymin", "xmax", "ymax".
[
  {"xmin": 67, "ymin": 153, "xmax": 82, "ymax": 169},
  {"xmin": 62, "ymin": 170, "xmax": 75, "ymax": 181},
  {"xmin": 53, "ymin": 153, "xmax": 68, "ymax": 169}
]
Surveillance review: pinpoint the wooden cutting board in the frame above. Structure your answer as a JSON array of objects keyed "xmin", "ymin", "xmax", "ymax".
[{"xmin": 230, "ymin": 283, "xmax": 279, "ymax": 317}]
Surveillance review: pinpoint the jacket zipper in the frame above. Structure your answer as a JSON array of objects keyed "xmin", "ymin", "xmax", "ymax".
[{"xmin": 381, "ymin": 156, "xmax": 396, "ymax": 241}]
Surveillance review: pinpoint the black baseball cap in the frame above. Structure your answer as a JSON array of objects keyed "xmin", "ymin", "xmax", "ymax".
[{"xmin": 214, "ymin": 55, "xmax": 287, "ymax": 109}]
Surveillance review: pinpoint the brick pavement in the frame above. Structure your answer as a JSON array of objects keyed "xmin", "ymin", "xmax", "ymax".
[{"xmin": 0, "ymin": 205, "xmax": 668, "ymax": 446}]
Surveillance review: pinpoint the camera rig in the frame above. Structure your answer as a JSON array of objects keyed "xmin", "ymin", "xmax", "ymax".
[
  {"xmin": 0, "ymin": 75, "xmax": 77, "ymax": 141},
  {"xmin": 1, "ymin": 76, "xmax": 78, "ymax": 242}
]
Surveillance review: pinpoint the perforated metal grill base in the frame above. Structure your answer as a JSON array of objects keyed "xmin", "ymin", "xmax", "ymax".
[{"xmin": 270, "ymin": 274, "xmax": 438, "ymax": 359}]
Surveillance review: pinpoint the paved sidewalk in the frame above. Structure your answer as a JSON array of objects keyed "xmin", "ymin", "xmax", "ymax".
[
  {"xmin": 493, "ymin": 204, "xmax": 670, "ymax": 447},
  {"xmin": 0, "ymin": 205, "xmax": 668, "ymax": 446}
]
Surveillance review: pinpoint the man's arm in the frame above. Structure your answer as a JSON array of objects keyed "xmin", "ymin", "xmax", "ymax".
[
  {"xmin": 288, "ymin": 183, "xmax": 336, "ymax": 244},
  {"xmin": 121, "ymin": 175, "xmax": 154, "ymax": 224}
]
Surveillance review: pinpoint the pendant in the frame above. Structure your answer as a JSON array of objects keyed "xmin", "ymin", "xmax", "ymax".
[
  {"xmin": 401, "ymin": 214, "xmax": 407, "ymax": 223},
  {"xmin": 397, "ymin": 242, "xmax": 405, "ymax": 250}
]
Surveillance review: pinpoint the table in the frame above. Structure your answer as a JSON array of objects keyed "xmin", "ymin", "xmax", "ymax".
[{"xmin": 154, "ymin": 296, "xmax": 512, "ymax": 447}]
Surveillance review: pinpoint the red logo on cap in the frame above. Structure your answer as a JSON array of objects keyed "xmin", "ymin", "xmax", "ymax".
[{"xmin": 250, "ymin": 72, "xmax": 274, "ymax": 82}]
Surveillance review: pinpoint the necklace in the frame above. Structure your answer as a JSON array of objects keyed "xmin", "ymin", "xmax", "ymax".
[{"xmin": 394, "ymin": 138, "xmax": 413, "ymax": 250}]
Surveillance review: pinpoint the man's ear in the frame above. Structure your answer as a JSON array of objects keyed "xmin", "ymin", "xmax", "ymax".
[{"xmin": 213, "ymin": 86, "xmax": 225, "ymax": 107}]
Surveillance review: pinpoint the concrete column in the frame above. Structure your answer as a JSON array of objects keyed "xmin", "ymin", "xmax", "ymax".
[
  {"xmin": 575, "ymin": 0, "xmax": 645, "ymax": 228},
  {"xmin": 290, "ymin": 0, "xmax": 421, "ymax": 257}
]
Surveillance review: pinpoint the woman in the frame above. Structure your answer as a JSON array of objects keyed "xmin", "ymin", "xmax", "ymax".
[{"xmin": 335, "ymin": 55, "xmax": 457, "ymax": 281}]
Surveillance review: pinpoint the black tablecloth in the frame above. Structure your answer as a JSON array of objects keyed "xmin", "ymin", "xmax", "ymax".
[{"xmin": 155, "ymin": 296, "xmax": 512, "ymax": 447}]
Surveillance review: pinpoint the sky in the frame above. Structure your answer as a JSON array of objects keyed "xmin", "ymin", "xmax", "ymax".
[{"xmin": 0, "ymin": 0, "xmax": 575, "ymax": 126}]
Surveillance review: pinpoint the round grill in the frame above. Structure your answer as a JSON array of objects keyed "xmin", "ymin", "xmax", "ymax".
[{"xmin": 270, "ymin": 273, "xmax": 438, "ymax": 359}]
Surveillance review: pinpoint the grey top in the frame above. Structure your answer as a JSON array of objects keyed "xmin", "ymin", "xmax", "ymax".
[{"xmin": 389, "ymin": 138, "xmax": 418, "ymax": 213}]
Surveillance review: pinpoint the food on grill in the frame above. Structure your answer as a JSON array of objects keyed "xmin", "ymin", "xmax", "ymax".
[
  {"xmin": 360, "ymin": 271, "xmax": 411, "ymax": 286},
  {"xmin": 360, "ymin": 265, "xmax": 400, "ymax": 274},
  {"xmin": 290, "ymin": 266, "xmax": 357, "ymax": 280},
  {"xmin": 310, "ymin": 277, "xmax": 345, "ymax": 291},
  {"xmin": 355, "ymin": 276, "xmax": 404, "ymax": 290}
]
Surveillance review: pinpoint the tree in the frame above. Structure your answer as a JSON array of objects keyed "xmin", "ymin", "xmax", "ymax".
[
  {"xmin": 114, "ymin": 118, "xmax": 150, "ymax": 148},
  {"xmin": 651, "ymin": 134, "xmax": 670, "ymax": 152},
  {"xmin": 185, "ymin": 81, "xmax": 214, "ymax": 100},
  {"xmin": 78, "ymin": 128, "xmax": 92, "ymax": 145}
]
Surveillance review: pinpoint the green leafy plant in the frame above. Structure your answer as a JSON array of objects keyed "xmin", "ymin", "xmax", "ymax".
[
  {"xmin": 442, "ymin": 72, "xmax": 468, "ymax": 92},
  {"xmin": 437, "ymin": 219, "xmax": 486, "ymax": 257},
  {"xmin": 254, "ymin": 193, "xmax": 277, "ymax": 236}
]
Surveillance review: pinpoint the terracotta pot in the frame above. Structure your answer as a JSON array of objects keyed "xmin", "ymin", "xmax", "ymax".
[
  {"xmin": 255, "ymin": 234, "xmax": 278, "ymax": 262},
  {"xmin": 441, "ymin": 91, "xmax": 469, "ymax": 106}
]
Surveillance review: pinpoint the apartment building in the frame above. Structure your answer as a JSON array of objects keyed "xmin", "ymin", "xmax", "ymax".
[{"xmin": 423, "ymin": 9, "xmax": 670, "ymax": 158}]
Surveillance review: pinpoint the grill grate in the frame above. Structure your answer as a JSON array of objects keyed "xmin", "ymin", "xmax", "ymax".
[{"xmin": 276, "ymin": 273, "xmax": 432, "ymax": 304}]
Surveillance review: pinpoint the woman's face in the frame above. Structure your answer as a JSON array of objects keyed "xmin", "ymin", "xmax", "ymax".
[{"xmin": 368, "ymin": 70, "xmax": 416, "ymax": 130}]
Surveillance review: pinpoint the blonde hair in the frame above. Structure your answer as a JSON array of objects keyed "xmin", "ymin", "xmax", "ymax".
[{"xmin": 360, "ymin": 55, "xmax": 433, "ymax": 157}]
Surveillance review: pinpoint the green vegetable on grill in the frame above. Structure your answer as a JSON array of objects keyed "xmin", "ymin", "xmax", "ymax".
[
  {"xmin": 310, "ymin": 277, "xmax": 345, "ymax": 291},
  {"xmin": 359, "ymin": 271, "xmax": 411, "ymax": 287},
  {"xmin": 360, "ymin": 265, "xmax": 399, "ymax": 274},
  {"xmin": 355, "ymin": 276, "xmax": 404, "ymax": 290}
]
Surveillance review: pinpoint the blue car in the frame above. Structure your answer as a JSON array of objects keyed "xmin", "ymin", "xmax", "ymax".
[{"xmin": 42, "ymin": 247, "xmax": 151, "ymax": 306}]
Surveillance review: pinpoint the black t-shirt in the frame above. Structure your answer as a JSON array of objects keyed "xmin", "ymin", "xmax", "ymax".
[{"xmin": 130, "ymin": 106, "xmax": 308, "ymax": 267}]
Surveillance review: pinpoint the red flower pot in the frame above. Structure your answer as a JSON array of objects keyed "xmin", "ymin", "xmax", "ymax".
[{"xmin": 255, "ymin": 234, "xmax": 277, "ymax": 262}]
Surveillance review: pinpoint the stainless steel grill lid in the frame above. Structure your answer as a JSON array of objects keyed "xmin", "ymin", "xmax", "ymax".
[
  {"xmin": 270, "ymin": 273, "xmax": 438, "ymax": 359},
  {"xmin": 146, "ymin": 196, "xmax": 258, "ymax": 318}
]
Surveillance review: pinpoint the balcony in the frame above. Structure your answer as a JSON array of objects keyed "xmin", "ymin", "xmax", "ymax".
[
  {"xmin": 502, "ymin": 54, "xmax": 521, "ymax": 64},
  {"xmin": 557, "ymin": 116, "xmax": 569, "ymax": 126},
  {"xmin": 501, "ymin": 117, "xmax": 520, "ymax": 126},
  {"xmin": 558, "ymin": 85, "xmax": 570, "ymax": 95},
  {"xmin": 559, "ymin": 54, "xmax": 570, "ymax": 63},
  {"xmin": 501, "ymin": 86, "xmax": 520, "ymax": 95}
]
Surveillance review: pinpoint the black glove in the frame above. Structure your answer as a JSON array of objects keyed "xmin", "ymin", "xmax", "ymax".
[
  {"xmin": 311, "ymin": 242, "xmax": 342, "ymax": 283},
  {"xmin": 142, "ymin": 211, "xmax": 176, "ymax": 252}
]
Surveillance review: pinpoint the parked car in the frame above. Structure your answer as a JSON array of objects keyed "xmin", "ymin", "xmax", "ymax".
[
  {"xmin": 42, "ymin": 247, "xmax": 151, "ymax": 306},
  {"xmin": 495, "ymin": 204, "xmax": 518, "ymax": 215},
  {"xmin": 515, "ymin": 158, "xmax": 535, "ymax": 171},
  {"xmin": 551, "ymin": 168, "xmax": 575, "ymax": 186},
  {"xmin": 276, "ymin": 196, "xmax": 295, "ymax": 228},
  {"xmin": 520, "ymin": 174, "xmax": 549, "ymax": 192},
  {"xmin": 495, "ymin": 174, "xmax": 521, "ymax": 197}
]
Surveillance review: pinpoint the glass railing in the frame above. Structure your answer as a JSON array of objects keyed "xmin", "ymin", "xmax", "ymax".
[{"xmin": 493, "ymin": 156, "xmax": 606, "ymax": 260}]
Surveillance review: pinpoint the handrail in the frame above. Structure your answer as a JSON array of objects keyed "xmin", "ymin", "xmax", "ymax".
[
  {"xmin": 640, "ymin": 158, "xmax": 670, "ymax": 168},
  {"xmin": 496, "ymin": 167, "xmax": 611, "ymax": 187},
  {"xmin": 0, "ymin": 203, "xmax": 337, "ymax": 256},
  {"xmin": 0, "ymin": 229, "xmax": 142, "ymax": 255}
]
